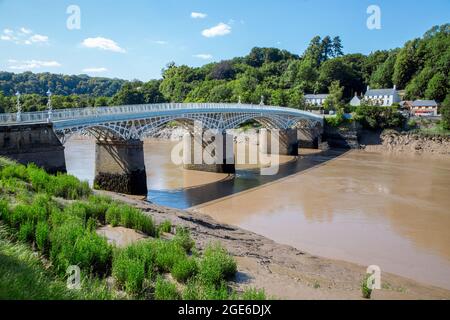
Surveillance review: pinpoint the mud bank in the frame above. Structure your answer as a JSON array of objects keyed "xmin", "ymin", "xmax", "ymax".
[
  {"xmin": 95, "ymin": 190, "xmax": 450, "ymax": 300},
  {"xmin": 361, "ymin": 130, "xmax": 450, "ymax": 156}
]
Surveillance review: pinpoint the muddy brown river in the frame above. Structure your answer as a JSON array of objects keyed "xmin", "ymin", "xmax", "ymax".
[{"xmin": 65, "ymin": 137, "xmax": 450, "ymax": 290}]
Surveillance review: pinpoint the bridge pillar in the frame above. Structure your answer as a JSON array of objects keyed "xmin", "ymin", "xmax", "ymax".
[
  {"xmin": 297, "ymin": 127, "xmax": 322, "ymax": 149},
  {"xmin": 94, "ymin": 138, "xmax": 148, "ymax": 195},
  {"xmin": 183, "ymin": 131, "xmax": 235, "ymax": 173},
  {"xmin": 259, "ymin": 128, "xmax": 299, "ymax": 156},
  {"xmin": 0, "ymin": 123, "xmax": 66, "ymax": 173}
]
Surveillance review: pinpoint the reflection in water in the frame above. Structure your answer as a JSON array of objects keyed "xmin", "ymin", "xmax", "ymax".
[{"xmin": 65, "ymin": 137, "xmax": 450, "ymax": 289}]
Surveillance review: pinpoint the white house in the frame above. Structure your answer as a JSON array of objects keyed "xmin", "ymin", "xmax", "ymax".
[
  {"xmin": 363, "ymin": 85, "xmax": 401, "ymax": 106},
  {"xmin": 349, "ymin": 93, "xmax": 361, "ymax": 107},
  {"xmin": 411, "ymin": 100, "xmax": 438, "ymax": 117},
  {"xmin": 304, "ymin": 94, "xmax": 329, "ymax": 107}
]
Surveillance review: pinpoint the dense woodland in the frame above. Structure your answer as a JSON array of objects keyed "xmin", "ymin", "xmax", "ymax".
[{"xmin": 0, "ymin": 24, "xmax": 448, "ymax": 126}]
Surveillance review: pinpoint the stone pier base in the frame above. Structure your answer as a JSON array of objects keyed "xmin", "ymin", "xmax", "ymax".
[
  {"xmin": 259, "ymin": 128, "xmax": 299, "ymax": 156},
  {"xmin": 94, "ymin": 138, "xmax": 148, "ymax": 195},
  {"xmin": 183, "ymin": 131, "xmax": 235, "ymax": 173},
  {"xmin": 297, "ymin": 128, "xmax": 322, "ymax": 149},
  {"xmin": 0, "ymin": 123, "xmax": 66, "ymax": 173}
]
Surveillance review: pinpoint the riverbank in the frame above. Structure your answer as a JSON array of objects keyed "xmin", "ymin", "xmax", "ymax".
[
  {"xmin": 361, "ymin": 130, "xmax": 450, "ymax": 156},
  {"xmin": 99, "ymin": 190, "xmax": 450, "ymax": 300}
]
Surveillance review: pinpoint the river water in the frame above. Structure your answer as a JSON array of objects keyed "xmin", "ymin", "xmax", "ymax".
[{"xmin": 65, "ymin": 137, "xmax": 450, "ymax": 289}]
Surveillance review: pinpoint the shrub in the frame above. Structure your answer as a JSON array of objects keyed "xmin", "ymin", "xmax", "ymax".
[
  {"xmin": 355, "ymin": 105, "xmax": 405, "ymax": 130},
  {"xmin": 198, "ymin": 243, "xmax": 237, "ymax": 286},
  {"xmin": 35, "ymin": 221, "xmax": 50, "ymax": 253},
  {"xmin": 26, "ymin": 165, "xmax": 51, "ymax": 193},
  {"xmin": 0, "ymin": 200, "xmax": 9, "ymax": 222},
  {"xmin": 173, "ymin": 227, "xmax": 194, "ymax": 253},
  {"xmin": 171, "ymin": 257, "xmax": 198, "ymax": 283},
  {"xmin": 154, "ymin": 276, "xmax": 180, "ymax": 300}
]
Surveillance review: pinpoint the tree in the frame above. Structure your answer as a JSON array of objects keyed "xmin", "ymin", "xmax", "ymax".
[
  {"xmin": 369, "ymin": 51, "xmax": 397, "ymax": 89},
  {"xmin": 441, "ymin": 94, "xmax": 450, "ymax": 130},
  {"xmin": 323, "ymin": 81, "xmax": 344, "ymax": 111},
  {"xmin": 110, "ymin": 83, "xmax": 145, "ymax": 105},
  {"xmin": 332, "ymin": 36, "xmax": 344, "ymax": 57},
  {"xmin": 425, "ymin": 73, "xmax": 447, "ymax": 102},
  {"xmin": 393, "ymin": 40, "xmax": 420, "ymax": 89},
  {"xmin": 209, "ymin": 61, "xmax": 235, "ymax": 80}
]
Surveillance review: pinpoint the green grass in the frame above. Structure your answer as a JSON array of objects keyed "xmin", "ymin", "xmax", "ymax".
[
  {"xmin": 0, "ymin": 224, "xmax": 110, "ymax": 300},
  {"xmin": 154, "ymin": 276, "xmax": 180, "ymax": 300},
  {"xmin": 0, "ymin": 159, "xmax": 266, "ymax": 300},
  {"xmin": 198, "ymin": 243, "xmax": 237, "ymax": 286}
]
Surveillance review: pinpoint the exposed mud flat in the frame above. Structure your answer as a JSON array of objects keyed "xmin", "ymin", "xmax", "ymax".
[
  {"xmin": 96, "ymin": 190, "xmax": 450, "ymax": 300},
  {"xmin": 97, "ymin": 225, "xmax": 148, "ymax": 247}
]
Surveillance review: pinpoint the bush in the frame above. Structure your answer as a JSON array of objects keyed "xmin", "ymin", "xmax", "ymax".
[
  {"xmin": 355, "ymin": 105, "xmax": 405, "ymax": 130},
  {"xmin": 198, "ymin": 243, "xmax": 237, "ymax": 286},
  {"xmin": 0, "ymin": 164, "xmax": 28, "ymax": 181},
  {"xmin": 154, "ymin": 276, "xmax": 180, "ymax": 300},
  {"xmin": 171, "ymin": 257, "xmax": 198, "ymax": 283},
  {"xmin": 173, "ymin": 227, "xmax": 195, "ymax": 253}
]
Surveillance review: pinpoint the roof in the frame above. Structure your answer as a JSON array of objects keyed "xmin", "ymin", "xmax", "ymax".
[
  {"xmin": 365, "ymin": 88, "xmax": 397, "ymax": 97},
  {"xmin": 304, "ymin": 94, "xmax": 329, "ymax": 99},
  {"xmin": 412, "ymin": 100, "xmax": 437, "ymax": 107}
]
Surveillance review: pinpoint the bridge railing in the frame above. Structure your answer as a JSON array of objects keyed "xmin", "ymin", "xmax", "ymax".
[{"xmin": 0, "ymin": 103, "xmax": 323, "ymax": 124}]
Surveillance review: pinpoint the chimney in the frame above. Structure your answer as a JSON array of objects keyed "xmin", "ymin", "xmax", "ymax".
[{"xmin": 393, "ymin": 85, "xmax": 397, "ymax": 90}]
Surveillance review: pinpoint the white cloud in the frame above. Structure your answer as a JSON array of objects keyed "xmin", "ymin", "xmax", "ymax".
[
  {"xmin": 30, "ymin": 34, "xmax": 49, "ymax": 43},
  {"xmin": 20, "ymin": 27, "xmax": 32, "ymax": 34},
  {"xmin": 81, "ymin": 37, "xmax": 126, "ymax": 53},
  {"xmin": 82, "ymin": 67, "xmax": 108, "ymax": 73},
  {"xmin": 191, "ymin": 12, "xmax": 207, "ymax": 19},
  {"xmin": 7, "ymin": 59, "xmax": 61, "ymax": 70},
  {"xmin": 1, "ymin": 28, "xmax": 49, "ymax": 45},
  {"xmin": 201, "ymin": 23, "xmax": 231, "ymax": 38},
  {"xmin": 193, "ymin": 54, "xmax": 213, "ymax": 60},
  {"xmin": 154, "ymin": 40, "xmax": 168, "ymax": 45}
]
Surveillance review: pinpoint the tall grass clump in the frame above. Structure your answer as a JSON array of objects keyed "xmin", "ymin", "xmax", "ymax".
[
  {"xmin": 157, "ymin": 220, "xmax": 172, "ymax": 235},
  {"xmin": 171, "ymin": 257, "xmax": 198, "ymax": 283},
  {"xmin": 112, "ymin": 241, "xmax": 156, "ymax": 295},
  {"xmin": 173, "ymin": 227, "xmax": 195, "ymax": 253},
  {"xmin": 154, "ymin": 240, "xmax": 186, "ymax": 272},
  {"xmin": 198, "ymin": 243, "xmax": 237, "ymax": 286},
  {"xmin": 106, "ymin": 203, "xmax": 155, "ymax": 236},
  {"xmin": 154, "ymin": 276, "xmax": 180, "ymax": 300}
]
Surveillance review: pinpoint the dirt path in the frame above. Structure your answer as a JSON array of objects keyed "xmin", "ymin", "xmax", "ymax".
[{"xmin": 96, "ymin": 190, "xmax": 450, "ymax": 300}]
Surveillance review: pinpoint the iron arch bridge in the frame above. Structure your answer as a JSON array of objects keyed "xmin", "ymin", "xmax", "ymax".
[{"xmin": 0, "ymin": 103, "xmax": 324, "ymax": 144}]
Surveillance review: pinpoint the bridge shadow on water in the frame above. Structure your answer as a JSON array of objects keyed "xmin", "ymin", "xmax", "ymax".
[{"xmin": 148, "ymin": 148, "xmax": 349, "ymax": 210}]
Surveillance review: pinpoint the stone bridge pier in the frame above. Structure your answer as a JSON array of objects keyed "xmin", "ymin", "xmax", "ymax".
[
  {"xmin": 182, "ymin": 131, "xmax": 235, "ymax": 174},
  {"xmin": 0, "ymin": 123, "xmax": 66, "ymax": 173},
  {"xmin": 259, "ymin": 128, "xmax": 299, "ymax": 156},
  {"xmin": 94, "ymin": 138, "xmax": 148, "ymax": 195},
  {"xmin": 297, "ymin": 126, "xmax": 323, "ymax": 149}
]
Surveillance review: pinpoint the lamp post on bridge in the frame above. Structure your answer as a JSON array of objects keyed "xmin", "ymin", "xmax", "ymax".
[
  {"xmin": 46, "ymin": 89, "xmax": 53, "ymax": 123},
  {"xmin": 259, "ymin": 95, "xmax": 265, "ymax": 106},
  {"xmin": 15, "ymin": 91, "xmax": 22, "ymax": 122}
]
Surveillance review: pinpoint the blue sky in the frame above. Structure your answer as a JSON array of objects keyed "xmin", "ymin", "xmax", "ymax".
[{"xmin": 0, "ymin": 0, "xmax": 449, "ymax": 81}]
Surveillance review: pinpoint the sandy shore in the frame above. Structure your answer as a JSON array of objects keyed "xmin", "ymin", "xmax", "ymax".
[{"xmin": 96, "ymin": 190, "xmax": 450, "ymax": 300}]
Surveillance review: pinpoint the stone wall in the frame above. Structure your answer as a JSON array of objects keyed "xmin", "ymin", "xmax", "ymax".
[{"xmin": 0, "ymin": 123, "xmax": 66, "ymax": 173}]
